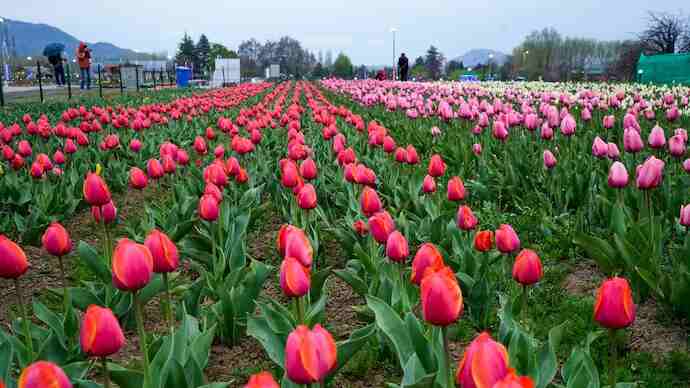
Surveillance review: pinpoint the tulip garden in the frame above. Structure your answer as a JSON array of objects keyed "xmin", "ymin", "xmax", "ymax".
[{"xmin": 0, "ymin": 79, "xmax": 690, "ymax": 388}]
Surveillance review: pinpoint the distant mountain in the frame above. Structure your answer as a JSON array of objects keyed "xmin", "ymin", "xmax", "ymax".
[
  {"xmin": 0, "ymin": 17, "xmax": 148, "ymax": 61},
  {"xmin": 453, "ymin": 49, "xmax": 507, "ymax": 68}
]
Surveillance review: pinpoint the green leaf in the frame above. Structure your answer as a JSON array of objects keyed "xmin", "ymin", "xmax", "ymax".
[
  {"xmin": 247, "ymin": 316, "xmax": 286, "ymax": 368},
  {"xmin": 78, "ymin": 241, "xmax": 111, "ymax": 283},
  {"xmin": 329, "ymin": 324, "xmax": 376, "ymax": 378},
  {"xmin": 333, "ymin": 269, "xmax": 368, "ymax": 297},
  {"xmin": 400, "ymin": 354, "xmax": 436, "ymax": 388},
  {"xmin": 109, "ymin": 365, "xmax": 144, "ymax": 388},
  {"xmin": 33, "ymin": 300, "xmax": 66, "ymax": 348},
  {"xmin": 536, "ymin": 322, "xmax": 567, "ymax": 388},
  {"xmin": 366, "ymin": 295, "xmax": 414, "ymax": 369}
]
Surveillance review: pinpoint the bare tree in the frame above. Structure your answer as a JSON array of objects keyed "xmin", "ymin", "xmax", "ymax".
[{"xmin": 638, "ymin": 11, "xmax": 689, "ymax": 54}]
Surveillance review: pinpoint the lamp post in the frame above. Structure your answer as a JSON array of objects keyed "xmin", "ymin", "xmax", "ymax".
[
  {"xmin": 488, "ymin": 53, "xmax": 494, "ymax": 80},
  {"xmin": 390, "ymin": 27, "xmax": 397, "ymax": 80}
]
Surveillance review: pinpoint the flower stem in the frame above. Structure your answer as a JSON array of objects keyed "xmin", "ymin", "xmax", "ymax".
[
  {"xmin": 15, "ymin": 278, "xmax": 34, "ymax": 362},
  {"xmin": 134, "ymin": 291, "xmax": 151, "ymax": 388},
  {"xmin": 162, "ymin": 272, "xmax": 174, "ymax": 332},
  {"xmin": 609, "ymin": 329, "xmax": 617, "ymax": 388},
  {"xmin": 521, "ymin": 285, "xmax": 528, "ymax": 321},
  {"xmin": 58, "ymin": 255, "xmax": 70, "ymax": 314},
  {"xmin": 102, "ymin": 357, "xmax": 111, "ymax": 388},
  {"xmin": 442, "ymin": 326, "xmax": 453, "ymax": 388}
]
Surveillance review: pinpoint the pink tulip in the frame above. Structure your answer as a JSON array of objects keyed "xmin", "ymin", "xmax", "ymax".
[
  {"xmin": 668, "ymin": 134, "xmax": 686, "ymax": 158},
  {"xmin": 543, "ymin": 150, "xmax": 557, "ymax": 169},
  {"xmin": 608, "ymin": 162, "xmax": 629, "ymax": 188},
  {"xmin": 648, "ymin": 124, "xmax": 666, "ymax": 149},
  {"xmin": 680, "ymin": 205, "xmax": 690, "ymax": 227},
  {"xmin": 623, "ymin": 128, "xmax": 644, "ymax": 153},
  {"xmin": 635, "ymin": 156, "xmax": 665, "ymax": 190},
  {"xmin": 592, "ymin": 137, "xmax": 608, "ymax": 158}
]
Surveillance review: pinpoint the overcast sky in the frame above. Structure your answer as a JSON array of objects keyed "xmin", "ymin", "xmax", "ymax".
[{"xmin": 3, "ymin": 1, "xmax": 688, "ymax": 64}]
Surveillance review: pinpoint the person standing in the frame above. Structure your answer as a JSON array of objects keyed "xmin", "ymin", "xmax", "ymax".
[
  {"xmin": 47, "ymin": 52, "xmax": 65, "ymax": 86},
  {"xmin": 398, "ymin": 53, "xmax": 409, "ymax": 81},
  {"xmin": 77, "ymin": 42, "xmax": 92, "ymax": 90}
]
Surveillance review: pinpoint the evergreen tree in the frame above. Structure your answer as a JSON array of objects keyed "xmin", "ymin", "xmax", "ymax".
[
  {"xmin": 195, "ymin": 34, "xmax": 211, "ymax": 76},
  {"xmin": 175, "ymin": 33, "xmax": 196, "ymax": 68},
  {"xmin": 333, "ymin": 53, "xmax": 353, "ymax": 78},
  {"xmin": 425, "ymin": 45, "xmax": 445, "ymax": 80}
]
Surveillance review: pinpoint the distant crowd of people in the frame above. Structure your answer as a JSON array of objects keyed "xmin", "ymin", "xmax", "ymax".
[{"xmin": 46, "ymin": 41, "xmax": 92, "ymax": 89}]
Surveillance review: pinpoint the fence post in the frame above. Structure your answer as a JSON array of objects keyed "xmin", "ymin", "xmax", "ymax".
[
  {"xmin": 37, "ymin": 60, "xmax": 44, "ymax": 103},
  {"xmin": 0, "ymin": 65, "xmax": 4, "ymax": 107},
  {"xmin": 98, "ymin": 64, "xmax": 103, "ymax": 98},
  {"xmin": 66, "ymin": 62, "xmax": 72, "ymax": 99},
  {"xmin": 135, "ymin": 66, "xmax": 140, "ymax": 92},
  {"xmin": 118, "ymin": 65, "xmax": 124, "ymax": 95}
]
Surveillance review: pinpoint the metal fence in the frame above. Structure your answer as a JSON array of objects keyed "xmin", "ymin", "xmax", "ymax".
[{"xmin": 0, "ymin": 61, "xmax": 177, "ymax": 106}]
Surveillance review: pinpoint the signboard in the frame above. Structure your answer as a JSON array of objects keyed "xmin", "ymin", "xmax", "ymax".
[
  {"xmin": 211, "ymin": 58, "xmax": 240, "ymax": 87},
  {"xmin": 269, "ymin": 64, "xmax": 280, "ymax": 78}
]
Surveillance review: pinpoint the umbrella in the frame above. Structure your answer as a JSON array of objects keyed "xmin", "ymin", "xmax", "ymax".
[{"xmin": 43, "ymin": 43, "xmax": 65, "ymax": 57}]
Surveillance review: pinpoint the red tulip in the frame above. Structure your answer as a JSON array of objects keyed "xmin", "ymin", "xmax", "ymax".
[
  {"xmin": 0, "ymin": 234, "xmax": 30, "ymax": 279},
  {"xmin": 244, "ymin": 372, "xmax": 279, "ymax": 388},
  {"xmin": 236, "ymin": 167, "xmax": 249, "ymax": 184},
  {"xmin": 80, "ymin": 304, "xmax": 125, "ymax": 357},
  {"xmin": 285, "ymin": 325, "xmax": 337, "ymax": 384},
  {"xmin": 368, "ymin": 211, "xmax": 396, "ymax": 244},
  {"xmin": 447, "ymin": 176, "xmax": 466, "ymax": 201},
  {"xmin": 456, "ymin": 205, "xmax": 478, "ymax": 231},
  {"xmin": 394, "ymin": 147, "xmax": 407, "ymax": 163},
  {"xmin": 53, "ymin": 150, "xmax": 66, "ymax": 165},
  {"xmin": 18, "ymin": 361, "xmax": 72, "ymax": 388},
  {"xmin": 280, "ymin": 256, "xmax": 311, "ymax": 297},
  {"xmin": 129, "ymin": 167, "xmax": 148, "ymax": 189},
  {"xmin": 593, "ymin": 277, "xmax": 636, "ymax": 329},
  {"xmin": 428, "ymin": 154, "xmax": 446, "ymax": 177},
  {"xmin": 474, "ymin": 230, "xmax": 494, "ymax": 252},
  {"xmin": 406, "ymin": 145, "xmax": 419, "ymax": 164},
  {"xmin": 92, "ymin": 201, "xmax": 117, "ymax": 225},
  {"xmin": 300, "ymin": 158, "xmax": 318, "ymax": 180},
  {"xmin": 411, "ymin": 243, "xmax": 444, "ymax": 285},
  {"xmin": 492, "ymin": 369, "xmax": 535, "ymax": 388},
  {"xmin": 214, "ymin": 145, "xmax": 225, "ymax": 159},
  {"xmin": 161, "ymin": 155, "xmax": 176, "ymax": 174},
  {"xmin": 281, "ymin": 159, "xmax": 301, "ymax": 188},
  {"xmin": 17, "ymin": 140, "xmax": 32, "ymax": 157},
  {"xmin": 512, "ymin": 249, "xmax": 543, "ymax": 286},
  {"xmin": 495, "ymin": 224, "xmax": 520, "ymax": 254},
  {"xmin": 277, "ymin": 225, "xmax": 313, "ymax": 267},
  {"xmin": 360, "ymin": 187, "xmax": 382, "ymax": 217},
  {"xmin": 42, "ymin": 222, "xmax": 72, "ymax": 257},
  {"xmin": 422, "ymin": 175, "xmax": 437, "ymax": 194},
  {"xmin": 129, "ymin": 139, "xmax": 142, "ymax": 153},
  {"xmin": 83, "ymin": 172, "xmax": 111, "ymax": 206},
  {"xmin": 204, "ymin": 183, "xmax": 223, "ymax": 203},
  {"xmin": 146, "ymin": 159, "xmax": 164, "ymax": 180},
  {"xmin": 198, "ymin": 194, "xmax": 220, "ymax": 221},
  {"xmin": 297, "ymin": 184, "xmax": 318, "ymax": 210},
  {"xmin": 386, "ymin": 231, "xmax": 409, "ymax": 263},
  {"xmin": 144, "ymin": 229, "xmax": 179, "ymax": 273},
  {"xmin": 421, "ymin": 266, "xmax": 463, "ymax": 326},
  {"xmin": 456, "ymin": 332, "xmax": 510, "ymax": 388},
  {"xmin": 353, "ymin": 220, "xmax": 369, "ymax": 236},
  {"xmin": 193, "ymin": 136, "xmax": 208, "ymax": 155},
  {"xmin": 111, "ymin": 238, "xmax": 154, "ymax": 291}
]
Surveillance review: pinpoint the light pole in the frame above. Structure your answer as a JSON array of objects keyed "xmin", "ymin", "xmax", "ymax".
[
  {"xmin": 390, "ymin": 27, "xmax": 397, "ymax": 80},
  {"xmin": 488, "ymin": 53, "xmax": 494, "ymax": 80}
]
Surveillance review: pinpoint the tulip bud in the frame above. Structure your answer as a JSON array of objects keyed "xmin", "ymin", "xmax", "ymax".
[
  {"xmin": 277, "ymin": 225, "xmax": 313, "ymax": 267},
  {"xmin": 447, "ymin": 176, "xmax": 466, "ymax": 201},
  {"xmin": 281, "ymin": 160, "xmax": 301, "ymax": 188},
  {"xmin": 406, "ymin": 145, "xmax": 419, "ymax": 165},
  {"xmin": 198, "ymin": 194, "xmax": 220, "ymax": 221},
  {"xmin": 244, "ymin": 372, "xmax": 279, "ymax": 388},
  {"xmin": 360, "ymin": 187, "xmax": 382, "ymax": 217},
  {"xmin": 495, "ymin": 224, "xmax": 520, "ymax": 254},
  {"xmin": 129, "ymin": 167, "xmax": 148, "ymax": 190},
  {"xmin": 285, "ymin": 325, "xmax": 337, "ymax": 384},
  {"xmin": 422, "ymin": 175, "xmax": 437, "ymax": 194},
  {"xmin": 456, "ymin": 205, "xmax": 478, "ymax": 231},
  {"xmin": 368, "ymin": 211, "xmax": 396, "ymax": 245},
  {"xmin": 299, "ymin": 158, "xmax": 318, "ymax": 180},
  {"xmin": 386, "ymin": 231, "xmax": 409, "ymax": 263},
  {"xmin": 80, "ymin": 304, "xmax": 125, "ymax": 357},
  {"xmin": 543, "ymin": 150, "xmax": 557, "ymax": 169},
  {"xmin": 648, "ymin": 124, "xmax": 666, "ymax": 149},
  {"xmin": 83, "ymin": 172, "xmax": 111, "ymax": 206},
  {"xmin": 456, "ymin": 332, "xmax": 510, "ymax": 388},
  {"xmin": 411, "ymin": 243, "xmax": 444, "ymax": 285},
  {"xmin": 353, "ymin": 220, "xmax": 369, "ymax": 236},
  {"xmin": 635, "ymin": 156, "xmax": 665, "ymax": 190},
  {"xmin": 0, "ymin": 234, "xmax": 30, "ymax": 279},
  {"xmin": 428, "ymin": 154, "xmax": 446, "ymax": 177},
  {"xmin": 18, "ymin": 361, "xmax": 72, "ymax": 388},
  {"xmin": 421, "ymin": 266, "xmax": 463, "ymax": 326},
  {"xmin": 280, "ymin": 256, "xmax": 311, "ymax": 297},
  {"xmin": 297, "ymin": 184, "xmax": 318, "ymax": 210},
  {"xmin": 512, "ymin": 249, "xmax": 543, "ymax": 286},
  {"xmin": 147, "ymin": 159, "xmax": 165, "ymax": 180},
  {"xmin": 607, "ymin": 161, "xmax": 628, "ymax": 188},
  {"xmin": 472, "ymin": 143, "xmax": 483, "ymax": 155},
  {"xmin": 593, "ymin": 277, "xmax": 636, "ymax": 329},
  {"xmin": 623, "ymin": 128, "xmax": 644, "ymax": 153},
  {"xmin": 42, "ymin": 222, "xmax": 72, "ymax": 257},
  {"xmin": 111, "ymin": 239, "xmax": 154, "ymax": 291},
  {"xmin": 680, "ymin": 204, "xmax": 690, "ymax": 227},
  {"xmin": 474, "ymin": 230, "xmax": 494, "ymax": 252},
  {"xmin": 92, "ymin": 201, "xmax": 118, "ymax": 225},
  {"xmin": 492, "ymin": 369, "xmax": 535, "ymax": 388},
  {"xmin": 144, "ymin": 229, "xmax": 179, "ymax": 273}
]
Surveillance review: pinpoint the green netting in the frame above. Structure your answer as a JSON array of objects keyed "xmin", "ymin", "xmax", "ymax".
[{"xmin": 637, "ymin": 53, "xmax": 690, "ymax": 85}]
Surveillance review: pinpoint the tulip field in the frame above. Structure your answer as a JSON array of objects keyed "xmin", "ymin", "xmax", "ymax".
[{"xmin": 0, "ymin": 79, "xmax": 689, "ymax": 388}]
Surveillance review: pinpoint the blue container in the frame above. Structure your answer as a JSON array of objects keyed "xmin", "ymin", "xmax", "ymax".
[{"xmin": 175, "ymin": 67, "xmax": 192, "ymax": 87}]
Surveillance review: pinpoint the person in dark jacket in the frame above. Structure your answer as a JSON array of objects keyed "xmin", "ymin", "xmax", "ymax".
[
  {"xmin": 48, "ymin": 52, "xmax": 65, "ymax": 86},
  {"xmin": 375, "ymin": 69, "xmax": 386, "ymax": 81},
  {"xmin": 398, "ymin": 53, "xmax": 409, "ymax": 81}
]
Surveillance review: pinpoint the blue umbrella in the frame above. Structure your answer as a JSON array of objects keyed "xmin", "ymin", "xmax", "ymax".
[{"xmin": 43, "ymin": 43, "xmax": 65, "ymax": 57}]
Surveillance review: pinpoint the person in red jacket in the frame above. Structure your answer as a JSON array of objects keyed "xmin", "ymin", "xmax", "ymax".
[
  {"xmin": 375, "ymin": 69, "xmax": 386, "ymax": 81},
  {"xmin": 77, "ymin": 42, "xmax": 92, "ymax": 90}
]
